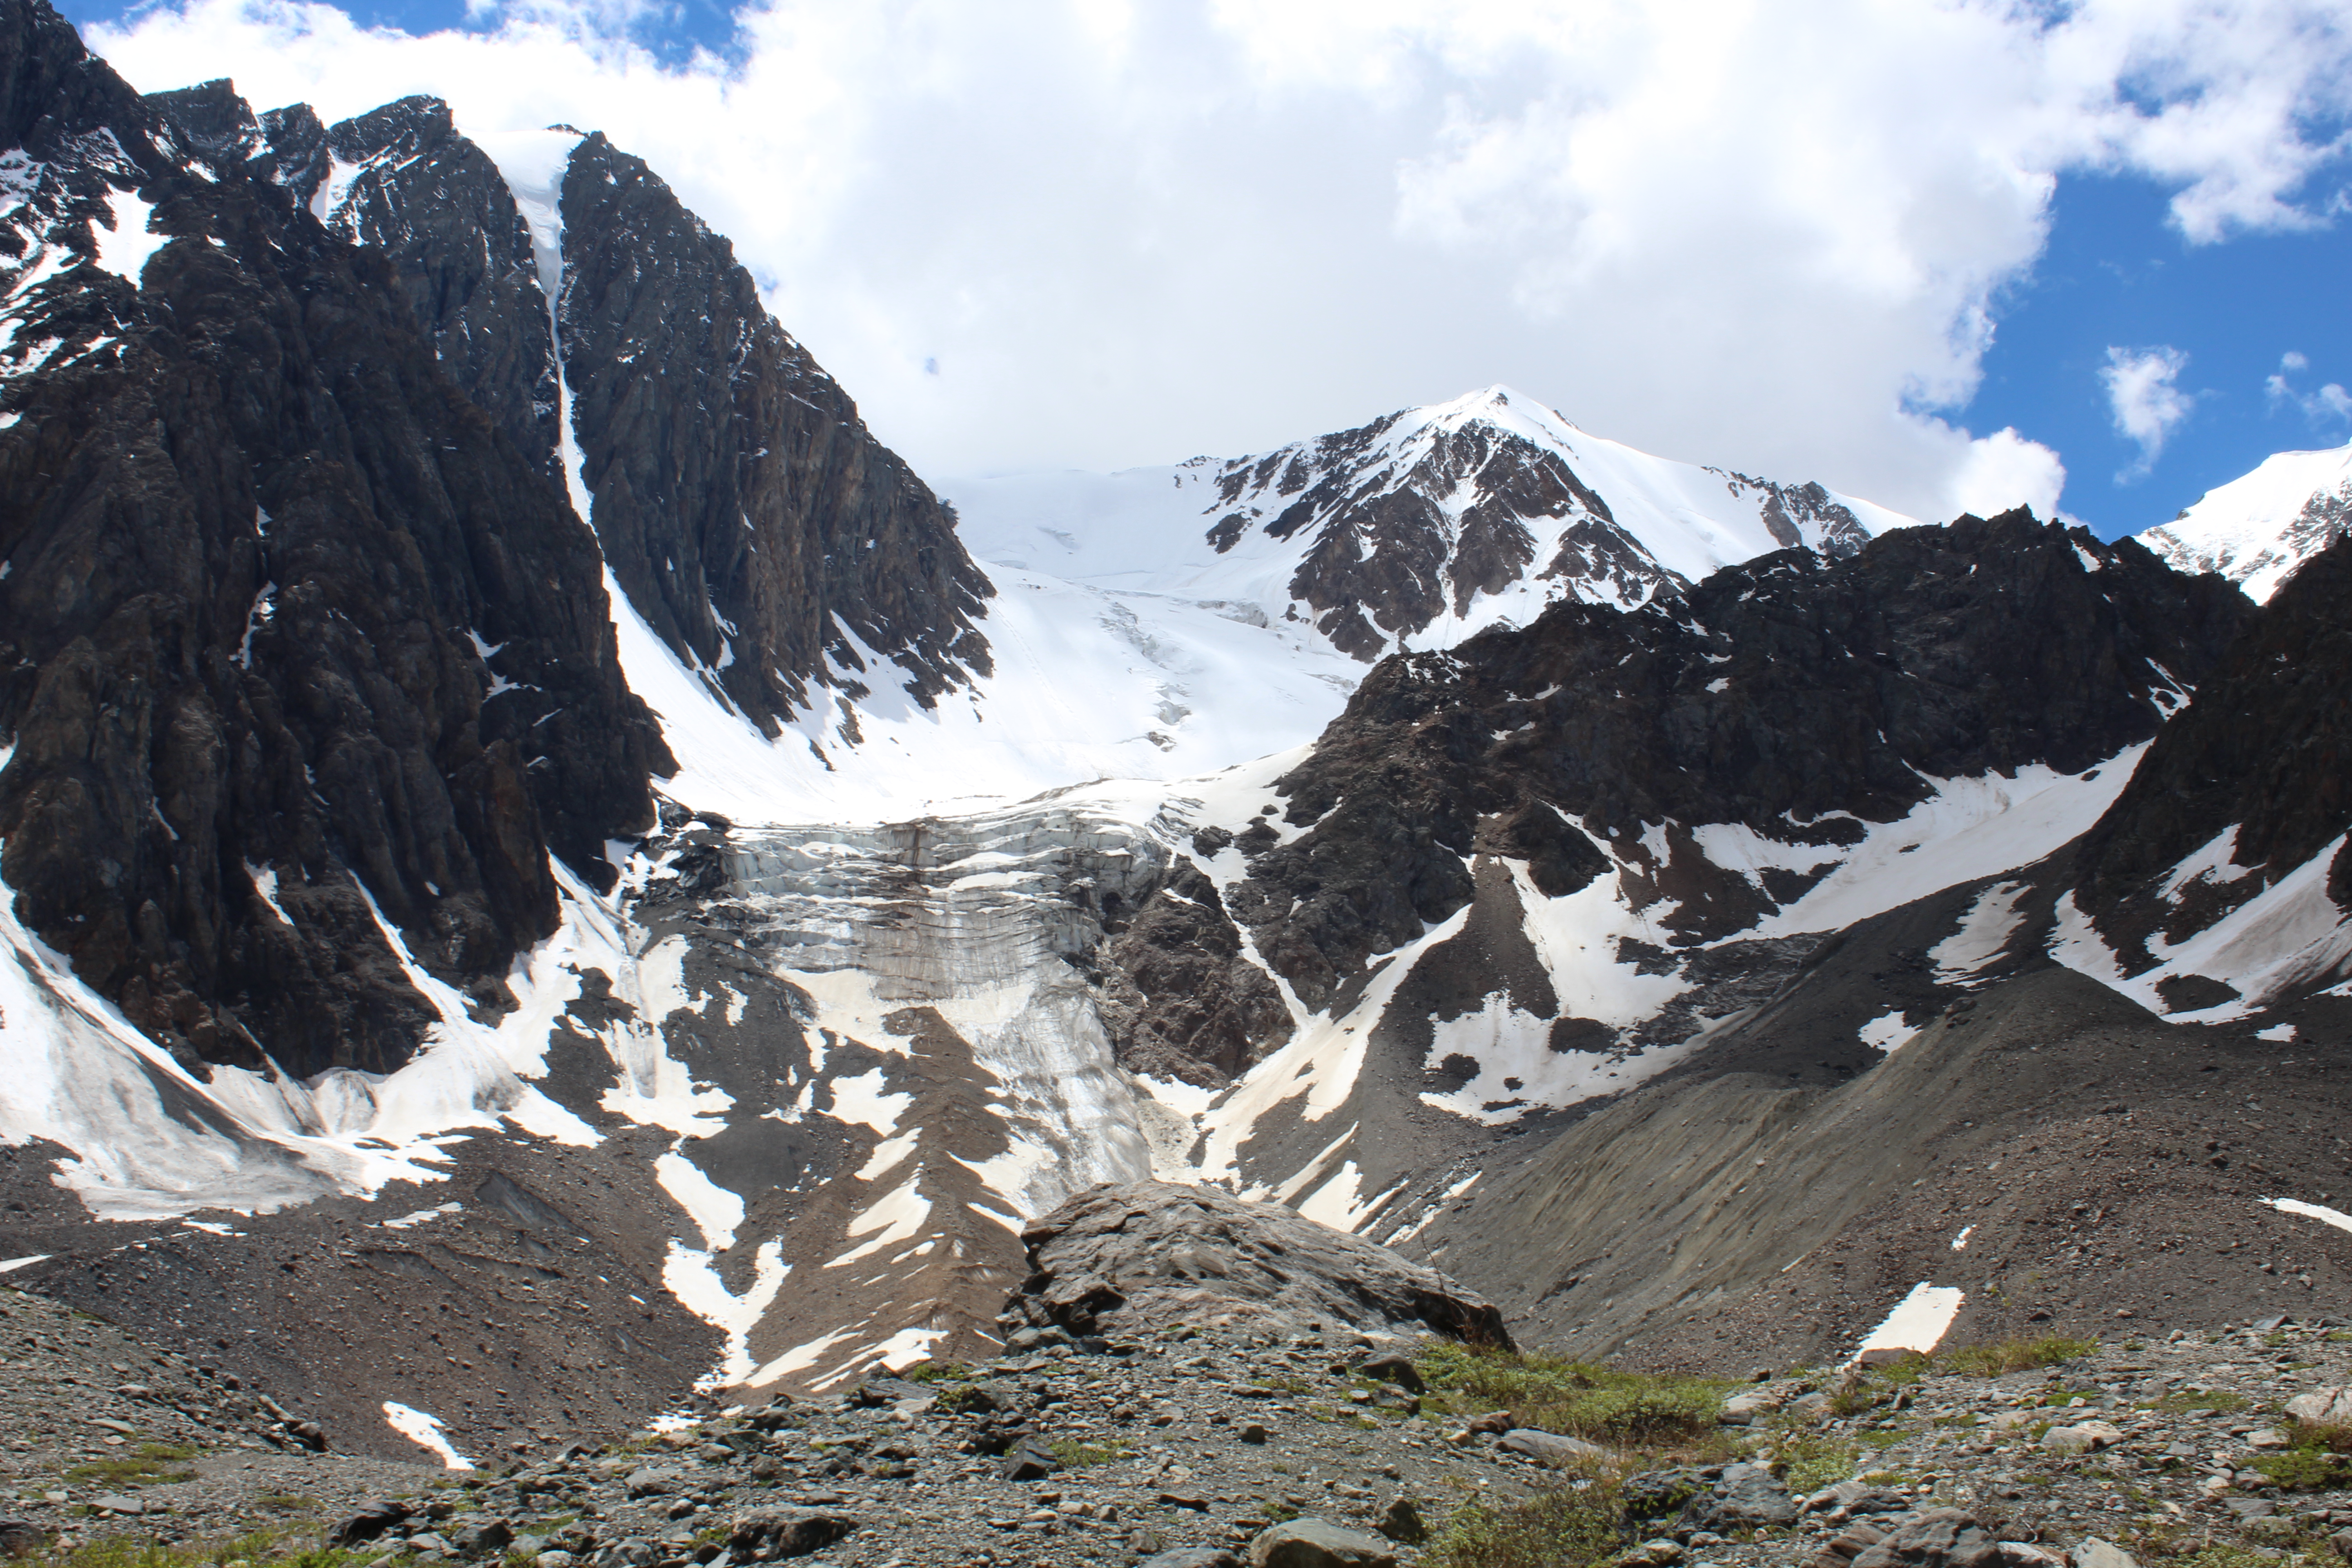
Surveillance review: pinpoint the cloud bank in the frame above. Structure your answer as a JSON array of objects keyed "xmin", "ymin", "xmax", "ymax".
[{"xmin": 87, "ymin": 0, "xmax": 2352, "ymax": 525}]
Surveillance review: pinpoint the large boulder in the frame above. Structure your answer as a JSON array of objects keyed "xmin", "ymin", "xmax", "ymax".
[{"xmin": 1008, "ymin": 1181, "xmax": 1514, "ymax": 1347}]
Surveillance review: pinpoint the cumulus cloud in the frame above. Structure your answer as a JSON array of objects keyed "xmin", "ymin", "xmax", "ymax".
[
  {"xmin": 84, "ymin": 0, "xmax": 2352, "ymax": 525},
  {"xmin": 2101, "ymin": 346, "xmax": 2195, "ymax": 478},
  {"xmin": 2264, "ymin": 351, "xmax": 2352, "ymax": 428}
]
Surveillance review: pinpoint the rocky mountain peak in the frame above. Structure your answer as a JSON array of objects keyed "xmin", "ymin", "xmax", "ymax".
[
  {"xmin": 2138, "ymin": 438, "xmax": 2352, "ymax": 603},
  {"xmin": 952, "ymin": 384, "xmax": 1914, "ymax": 673},
  {"xmin": 1, "ymin": 0, "xmax": 668, "ymax": 1080},
  {"xmin": 157, "ymin": 79, "xmax": 1003, "ymax": 740}
]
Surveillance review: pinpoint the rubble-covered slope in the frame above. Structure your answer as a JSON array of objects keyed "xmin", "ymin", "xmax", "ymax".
[{"xmin": 1409, "ymin": 529, "xmax": 2352, "ymax": 1371}]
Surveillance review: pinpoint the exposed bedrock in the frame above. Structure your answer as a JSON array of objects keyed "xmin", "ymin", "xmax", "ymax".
[
  {"xmin": 0, "ymin": 6, "xmax": 666, "ymax": 1080},
  {"xmin": 557, "ymin": 133, "xmax": 995, "ymax": 729},
  {"xmin": 1009, "ymin": 1179, "xmax": 1514, "ymax": 1348},
  {"xmin": 1203, "ymin": 511, "xmax": 2250, "ymax": 1019},
  {"xmin": 2070, "ymin": 529, "xmax": 2352, "ymax": 970}
]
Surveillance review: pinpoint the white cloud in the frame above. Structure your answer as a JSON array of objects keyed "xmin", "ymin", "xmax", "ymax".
[
  {"xmin": 2101, "ymin": 346, "xmax": 2195, "ymax": 478},
  {"xmin": 2264, "ymin": 352, "xmax": 2352, "ymax": 429},
  {"xmin": 1946, "ymin": 427, "xmax": 2067, "ymax": 521},
  {"xmin": 83, "ymin": 0, "xmax": 2352, "ymax": 527}
]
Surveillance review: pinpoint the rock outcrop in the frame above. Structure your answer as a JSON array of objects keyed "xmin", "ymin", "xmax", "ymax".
[
  {"xmin": 557, "ymin": 132, "xmax": 995, "ymax": 730},
  {"xmin": 1006, "ymin": 1181, "xmax": 1514, "ymax": 1348},
  {"xmin": 2068, "ymin": 529, "xmax": 2352, "ymax": 978},
  {"xmin": 190, "ymin": 86, "xmax": 1000, "ymax": 737},
  {"xmin": 0, "ymin": 0, "xmax": 667, "ymax": 1078}
]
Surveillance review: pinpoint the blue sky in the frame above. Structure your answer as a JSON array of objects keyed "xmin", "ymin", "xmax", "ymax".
[
  {"xmin": 68, "ymin": 0, "xmax": 2352, "ymax": 535},
  {"xmin": 1965, "ymin": 173, "xmax": 2352, "ymax": 540}
]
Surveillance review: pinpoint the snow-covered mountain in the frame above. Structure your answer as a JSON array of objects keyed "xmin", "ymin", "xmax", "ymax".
[
  {"xmin": 6, "ymin": 0, "xmax": 2350, "ymax": 1464},
  {"xmin": 2138, "ymin": 439, "xmax": 2352, "ymax": 602},
  {"xmin": 578, "ymin": 388, "xmax": 1926, "ymax": 823},
  {"xmin": 948, "ymin": 387, "xmax": 1918, "ymax": 663}
]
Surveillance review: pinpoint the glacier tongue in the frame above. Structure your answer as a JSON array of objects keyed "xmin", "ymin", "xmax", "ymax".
[{"xmin": 729, "ymin": 791, "xmax": 1182, "ymax": 1220}]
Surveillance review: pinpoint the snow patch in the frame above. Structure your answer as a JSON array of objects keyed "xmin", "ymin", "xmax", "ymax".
[
  {"xmin": 382, "ymin": 1401, "xmax": 474, "ymax": 1469},
  {"xmin": 664, "ymin": 1238, "xmax": 788, "ymax": 1387},
  {"xmin": 88, "ymin": 188, "xmax": 165, "ymax": 284},
  {"xmin": 1858, "ymin": 1011, "xmax": 1917, "ymax": 1053},
  {"xmin": 1930, "ymin": 882, "xmax": 2028, "ymax": 983},
  {"xmin": 655, "ymin": 1151, "xmax": 745, "ymax": 1250},
  {"xmin": 1735, "ymin": 748, "xmax": 2149, "ymax": 939},
  {"xmin": 1853, "ymin": 1283, "xmax": 1965, "ymax": 1359},
  {"xmin": 2052, "ymin": 834, "xmax": 2352, "ymax": 1019},
  {"xmin": 2259, "ymin": 1197, "xmax": 2352, "ymax": 1237}
]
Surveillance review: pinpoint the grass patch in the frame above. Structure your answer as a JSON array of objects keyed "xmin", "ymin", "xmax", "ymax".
[
  {"xmin": 63, "ymin": 1446, "xmax": 197, "ymax": 1489},
  {"xmin": 2293, "ymin": 1420, "xmax": 2352, "ymax": 1455},
  {"xmin": 2250, "ymin": 1424, "xmax": 2352, "ymax": 1492},
  {"xmin": 1415, "ymin": 1341, "xmax": 1730, "ymax": 1450},
  {"xmin": 1046, "ymin": 1439, "xmax": 1129, "ymax": 1469},
  {"xmin": 1932, "ymin": 1337, "xmax": 2098, "ymax": 1377},
  {"xmin": 2149, "ymin": 1547, "xmax": 2328, "ymax": 1568},
  {"xmin": 898, "ymin": 1361, "xmax": 972, "ymax": 1385},
  {"xmin": 1424, "ymin": 1464, "xmax": 1626, "ymax": 1568},
  {"xmin": 16, "ymin": 1522, "xmax": 353, "ymax": 1568},
  {"xmin": 1765, "ymin": 1427, "xmax": 1861, "ymax": 1494}
]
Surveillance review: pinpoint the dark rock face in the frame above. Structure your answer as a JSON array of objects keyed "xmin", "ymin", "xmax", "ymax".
[
  {"xmin": 1198, "ymin": 512, "xmax": 2248, "ymax": 1016},
  {"xmin": 0, "ymin": 3, "xmax": 667, "ymax": 1077},
  {"xmin": 1098, "ymin": 857, "xmax": 1293, "ymax": 1086},
  {"xmin": 2069, "ymin": 531, "xmax": 2352, "ymax": 969},
  {"xmin": 555, "ymin": 132, "xmax": 992, "ymax": 733},
  {"xmin": 1006, "ymin": 1180, "xmax": 1514, "ymax": 1348},
  {"xmin": 293, "ymin": 95, "xmax": 566, "ymax": 487},
  {"xmin": 239, "ymin": 91, "xmax": 998, "ymax": 738}
]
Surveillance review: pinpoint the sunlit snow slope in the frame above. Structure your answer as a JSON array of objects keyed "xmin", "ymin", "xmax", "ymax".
[
  {"xmin": 946, "ymin": 387, "xmax": 1918, "ymax": 662},
  {"xmin": 2139, "ymin": 440, "xmax": 2352, "ymax": 602},
  {"xmin": 581, "ymin": 387, "xmax": 1922, "ymax": 825}
]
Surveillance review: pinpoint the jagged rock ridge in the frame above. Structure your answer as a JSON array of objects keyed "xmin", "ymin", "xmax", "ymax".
[
  {"xmin": 0, "ymin": 4, "xmax": 666, "ymax": 1078},
  {"xmin": 149, "ymin": 86, "xmax": 999, "ymax": 738}
]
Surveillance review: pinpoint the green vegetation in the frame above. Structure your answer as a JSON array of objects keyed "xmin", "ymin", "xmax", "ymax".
[
  {"xmin": 17, "ymin": 1522, "xmax": 355, "ymax": 1568},
  {"xmin": 1046, "ymin": 1438, "xmax": 1129, "ymax": 1469},
  {"xmin": 1932, "ymin": 1337, "xmax": 2099, "ymax": 1377},
  {"xmin": 63, "ymin": 1445, "xmax": 196, "ymax": 1489},
  {"xmin": 2293, "ymin": 1419, "xmax": 2352, "ymax": 1455},
  {"xmin": 1764, "ymin": 1427, "xmax": 1860, "ymax": 1494},
  {"xmin": 1415, "ymin": 1341, "xmax": 1731, "ymax": 1449},
  {"xmin": 2250, "ymin": 1422, "xmax": 2352, "ymax": 1492},
  {"xmin": 1424, "ymin": 1464, "xmax": 1627, "ymax": 1568},
  {"xmin": 898, "ymin": 1360, "xmax": 973, "ymax": 1385},
  {"xmin": 2145, "ymin": 1545, "xmax": 2331, "ymax": 1568}
]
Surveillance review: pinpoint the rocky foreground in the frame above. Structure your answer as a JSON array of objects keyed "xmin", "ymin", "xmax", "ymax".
[{"xmin": 1, "ymin": 1184, "xmax": 2348, "ymax": 1568}]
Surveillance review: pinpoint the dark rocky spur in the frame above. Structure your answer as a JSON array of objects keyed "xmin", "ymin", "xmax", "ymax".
[{"xmin": 0, "ymin": 0, "xmax": 667, "ymax": 1079}]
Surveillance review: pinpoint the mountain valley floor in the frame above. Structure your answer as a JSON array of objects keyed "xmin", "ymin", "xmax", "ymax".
[{"xmin": 1, "ymin": 1280, "xmax": 2348, "ymax": 1568}]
